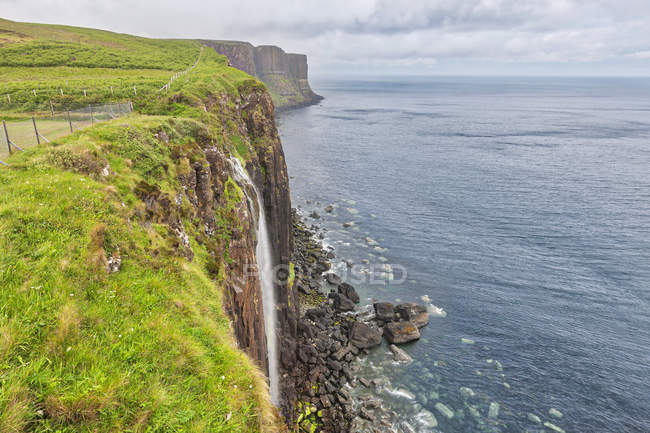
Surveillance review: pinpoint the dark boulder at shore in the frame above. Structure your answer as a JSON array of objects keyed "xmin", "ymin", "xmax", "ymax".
[
  {"xmin": 325, "ymin": 273, "xmax": 342, "ymax": 285},
  {"xmin": 373, "ymin": 302, "xmax": 395, "ymax": 321},
  {"xmin": 384, "ymin": 321, "xmax": 420, "ymax": 344},
  {"xmin": 338, "ymin": 283, "xmax": 360, "ymax": 303},
  {"xmin": 349, "ymin": 322, "xmax": 383, "ymax": 349},
  {"xmin": 395, "ymin": 303, "xmax": 430, "ymax": 328},
  {"xmin": 332, "ymin": 293, "xmax": 355, "ymax": 312}
]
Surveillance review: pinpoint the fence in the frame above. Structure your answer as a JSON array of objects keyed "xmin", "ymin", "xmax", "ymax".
[
  {"xmin": 0, "ymin": 101, "xmax": 132, "ymax": 164},
  {"xmin": 158, "ymin": 46, "xmax": 204, "ymax": 92}
]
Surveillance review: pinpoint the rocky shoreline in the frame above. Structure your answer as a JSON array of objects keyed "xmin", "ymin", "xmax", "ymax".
[{"xmin": 287, "ymin": 209, "xmax": 434, "ymax": 433}]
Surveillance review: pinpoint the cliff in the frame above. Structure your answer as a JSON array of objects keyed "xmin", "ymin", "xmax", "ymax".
[
  {"xmin": 202, "ymin": 40, "xmax": 323, "ymax": 110},
  {"xmin": 0, "ymin": 22, "xmax": 296, "ymax": 432}
]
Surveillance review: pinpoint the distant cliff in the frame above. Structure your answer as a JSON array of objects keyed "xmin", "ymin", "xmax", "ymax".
[{"xmin": 202, "ymin": 40, "xmax": 323, "ymax": 110}]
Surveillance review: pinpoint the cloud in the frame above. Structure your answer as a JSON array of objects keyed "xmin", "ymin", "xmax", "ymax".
[{"xmin": 1, "ymin": 0, "xmax": 650, "ymax": 74}]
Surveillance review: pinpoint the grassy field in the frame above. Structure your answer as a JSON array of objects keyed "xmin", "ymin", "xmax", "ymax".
[
  {"xmin": 0, "ymin": 18, "xmax": 200, "ymax": 112},
  {"xmin": 0, "ymin": 18, "xmax": 283, "ymax": 433}
]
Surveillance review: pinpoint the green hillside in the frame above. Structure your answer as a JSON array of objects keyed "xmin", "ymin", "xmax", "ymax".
[
  {"xmin": 0, "ymin": 19, "xmax": 283, "ymax": 433},
  {"xmin": 0, "ymin": 18, "xmax": 200, "ymax": 112}
]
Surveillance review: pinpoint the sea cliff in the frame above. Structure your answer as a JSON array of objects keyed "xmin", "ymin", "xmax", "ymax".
[{"xmin": 202, "ymin": 40, "xmax": 323, "ymax": 110}]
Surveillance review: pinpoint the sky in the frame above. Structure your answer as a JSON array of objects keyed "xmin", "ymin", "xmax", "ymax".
[{"xmin": 2, "ymin": 0, "xmax": 650, "ymax": 77}]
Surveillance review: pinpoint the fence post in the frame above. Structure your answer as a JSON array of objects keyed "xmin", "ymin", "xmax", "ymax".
[
  {"xmin": 50, "ymin": 100, "xmax": 55, "ymax": 118},
  {"xmin": 3, "ymin": 120, "xmax": 11, "ymax": 155},
  {"xmin": 67, "ymin": 111, "xmax": 73, "ymax": 132},
  {"xmin": 89, "ymin": 105, "xmax": 94, "ymax": 124},
  {"xmin": 32, "ymin": 116, "xmax": 40, "ymax": 146}
]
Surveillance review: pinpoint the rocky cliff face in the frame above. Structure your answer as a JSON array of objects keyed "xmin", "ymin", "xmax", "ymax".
[
  {"xmin": 177, "ymin": 82, "xmax": 299, "ymax": 417},
  {"xmin": 202, "ymin": 40, "xmax": 323, "ymax": 110}
]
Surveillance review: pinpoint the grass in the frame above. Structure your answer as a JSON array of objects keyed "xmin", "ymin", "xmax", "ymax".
[
  {"xmin": 0, "ymin": 18, "xmax": 201, "ymax": 113},
  {"xmin": 0, "ymin": 117, "xmax": 280, "ymax": 432},
  {"xmin": 0, "ymin": 18, "xmax": 284, "ymax": 433}
]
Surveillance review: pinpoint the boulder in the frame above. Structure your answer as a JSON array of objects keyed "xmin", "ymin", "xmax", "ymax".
[
  {"xmin": 373, "ymin": 302, "xmax": 394, "ymax": 321},
  {"xmin": 310, "ymin": 211, "xmax": 320, "ymax": 219},
  {"xmin": 349, "ymin": 322, "xmax": 382, "ymax": 349},
  {"xmin": 395, "ymin": 303, "xmax": 429, "ymax": 328},
  {"xmin": 332, "ymin": 293, "xmax": 355, "ymax": 312},
  {"xmin": 389, "ymin": 344, "xmax": 413, "ymax": 363},
  {"xmin": 325, "ymin": 205, "xmax": 334, "ymax": 213},
  {"xmin": 338, "ymin": 283, "xmax": 360, "ymax": 303},
  {"xmin": 383, "ymin": 321, "xmax": 420, "ymax": 344},
  {"xmin": 325, "ymin": 273, "xmax": 342, "ymax": 285}
]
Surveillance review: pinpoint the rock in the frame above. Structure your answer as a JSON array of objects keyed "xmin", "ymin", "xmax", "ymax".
[
  {"xmin": 373, "ymin": 302, "xmax": 394, "ymax": 321},
  {"xmin": 359, "ymin": 407, "xmax": 375, "ymax": 422},
  {"xmin": 400, "ymin": 421, "xmax": 417, "ymax": 433},
  {"xmin": 383, "ymin": 321, "xmax": 420, "ymax": 344},
  {"xmin": 363, "ymin": 398, "xmax": 381, "ymax": 409},
  {"xmin": 315, "ymin": 261, "xmax": 330, "ymax": 273},
  {"xmin": 107, "ymin": 254, "xmax": 121, "ymax": 273},
  {"xmin": 394, "ymin": 303, "xmax": 429, "ymax": 328},
  {"xmin": 325, "ymin": 273, "xmax": 342, "ymax": 285},
  {"xmin": 359, "ymin": 377, "xmax": 371, "ymax": 388},
  {"xmin": 389, "ymin": 344, "xmax": 412, "ymax": 363},
  {"xmin": 459, "ymin": 387, "xmax": 475, "ymax": 398},
  {"xmin": 325, "ymin": 205, "xmax": 334, "ymax": 213},
  {"xmin": 393, "ymin": 388, "xmax": 416, "ymax": 400},
  {"xmin": 461, "ymin": 338, "xmax": 475, "ymax": 345},
  {"xmin": 468, "ymin": 406, "xmax": 480, "ymax": 418},
  {"xmin": 333, "ymin": 293, "xmax": 355, "ymax": 312},
  {"xmin": 435, "ymin": 402, "xmax": 454, "ymax": 419},
  {"xmin": 344, "ymin": 259, "xmax": 354, "ymax": 268},
  {"xmin": 418, "ymin": 409, "xmax": 438, "ymax": 428},
  {"xmin": 544, "ymin": 422, "xmax": 566, "ymax": 433},
  {"xmin": 310, "ymin": 211, "xmax": 320, "ymax": 219},
  {"xmin": 349, "ymin": 322, "xmax": 382, "ymax": 349},
  {"xmin": 342, "ymin": 221, "xmax": 355, "ymax": 228},
  {"xmin": 488, "ymin": 402, "xmax": 500, "ymax": 418},
  {"xmin": 527, "ymin": 413, "xmax": 541, "ymax": 424},
  {"xmin": 320, "ymin": 395, "xmax": 331, "ymax": 408},
  {"xmin": 338, "ymin": 283, "xmax": 360, "ymax": 303},
  {"xmin": 549, "ymin": 408, "xmax": 563, "ymax": 419}
]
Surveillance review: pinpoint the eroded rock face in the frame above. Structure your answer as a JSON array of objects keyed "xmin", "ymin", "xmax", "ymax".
[
  {"xmin": 202, "ymin": 40, "xmax": 323, "ymax": 110},
  {"xmin": 172, "ymin": 83, "xmax": 298, "ymax": 418}
]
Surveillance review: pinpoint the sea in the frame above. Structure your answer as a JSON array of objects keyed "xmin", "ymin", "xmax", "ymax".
[{"xmin": 277, "ymin": 76, "xmax": 650, "ymax": 433}]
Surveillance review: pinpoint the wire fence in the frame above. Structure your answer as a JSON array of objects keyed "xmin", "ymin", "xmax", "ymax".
[
  {"xmin": 158, "ymin": 46, "xmax": 204, "ymax": 92},
  {"xmin": 0, "ymin": 101, "xmax": 132, "ymax": 164}
]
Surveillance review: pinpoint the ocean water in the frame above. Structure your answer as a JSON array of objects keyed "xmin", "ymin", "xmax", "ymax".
[{"xmin": 277, "ymin": 77, "xmax": 650, "ymax": 433}]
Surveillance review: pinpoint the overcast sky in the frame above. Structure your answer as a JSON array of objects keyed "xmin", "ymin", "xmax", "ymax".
[{"xmin": 3, "ymin": 0, "xmax": 650, "ymax": 76}]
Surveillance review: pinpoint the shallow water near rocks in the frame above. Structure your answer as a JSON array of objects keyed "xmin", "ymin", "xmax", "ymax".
[{"xmin": 278, "ymin": 77, "xmax": 650, "ymax": 433}]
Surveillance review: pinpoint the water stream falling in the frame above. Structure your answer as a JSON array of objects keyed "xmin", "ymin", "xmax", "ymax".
[{"xmin": 228, "ymin": 157, "xmax": 280, "ymax": 404}]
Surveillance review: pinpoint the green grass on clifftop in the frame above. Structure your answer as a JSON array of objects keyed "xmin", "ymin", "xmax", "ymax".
[
  {"xmin": 0, "ymin": 18, "xmax": 282, "ymax": 433},
  {"xmin": 0, "ymin": 117, "xmax": 276, "ymax": 433}
]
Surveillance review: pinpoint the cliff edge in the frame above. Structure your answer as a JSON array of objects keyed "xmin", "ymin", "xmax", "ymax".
[{"xmin": 202, "ymin": 40, "xmax": 323, "ymax": 111}]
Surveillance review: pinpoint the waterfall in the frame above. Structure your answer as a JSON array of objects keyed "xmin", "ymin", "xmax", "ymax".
[{"xmin": 228, "ymin": 157, "xmax": 280, "ymax": 405}]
